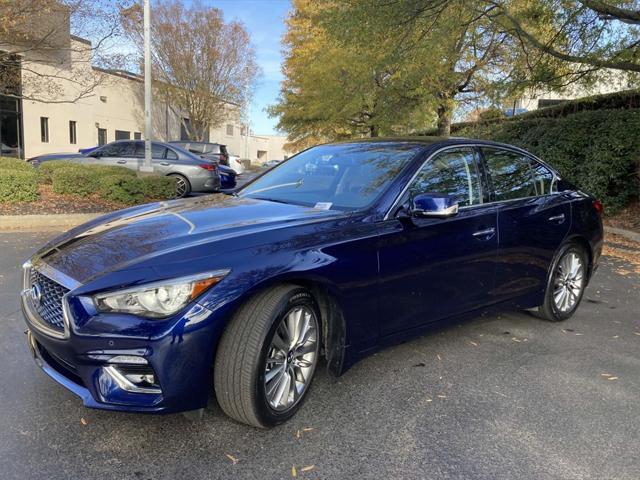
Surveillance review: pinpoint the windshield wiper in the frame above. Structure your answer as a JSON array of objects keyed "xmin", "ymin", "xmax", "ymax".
[{"xmin": 240, "ymin": 179, "xmax": 303, "ymax": 197}]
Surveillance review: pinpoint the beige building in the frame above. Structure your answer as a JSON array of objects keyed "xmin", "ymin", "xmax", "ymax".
[
  {"xmin": 512, "ymin": 70, "xmax": 636, "ymax": 113},
  {"xmin": 1, "ymin": 21, "xmax": 290, "ymax": 162}
]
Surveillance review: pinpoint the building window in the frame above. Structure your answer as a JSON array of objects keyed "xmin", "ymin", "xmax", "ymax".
[
  {"xmin": 134, "ymin": 132, "xmax": 141, "ymax": 140},
  {"xmin": 180, "ymin": 118, "xmax": 191, "ymax": 140},
  {"xmin": 69, "ymin": 121, "xmax": 77, "ymax": 144},
  {"xmin": 115, "ymin": 130, "xmax": 130, "ymax": 140},
  {"xmin": 40, "ymin": 117, "xmax": 49, "ymax": 143},
  {"xmin": 226, "ymin": 124, "xmax": 234, "ymax": 136},
  {"xmin": 97, "ymin": 128, "xmax": 107, "ymax": 146}
]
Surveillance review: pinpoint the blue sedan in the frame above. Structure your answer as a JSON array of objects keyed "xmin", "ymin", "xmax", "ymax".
[{"xmin": 21, "ymin": 137, "xmax": 603, "ymax": 427}]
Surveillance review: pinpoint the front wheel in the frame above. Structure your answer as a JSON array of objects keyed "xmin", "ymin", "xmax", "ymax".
[
  {"xmin": 534, "ymin": 244, "xmax": 588, "ymax": 321},
  {"xmin": 214, "ymin": 285, "xmax": 321, "ymax": 428}
]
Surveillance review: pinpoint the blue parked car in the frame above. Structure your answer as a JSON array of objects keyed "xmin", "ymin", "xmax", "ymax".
[{"xmin": 21, "ymin": 137, "xmax": 603, "ymax": 427}]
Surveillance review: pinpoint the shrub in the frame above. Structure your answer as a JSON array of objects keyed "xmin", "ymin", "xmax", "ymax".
[
  {"xmin": 51, "ymin": 166, "xmax": 101, "ymax": 197},
  {"xmin": 98, "ymin": 174, "xmax": 177, "ymax": 204},
  {"xmin": 478, "ymin": 107, "xmax": 505, "ymax": 121},
  {"xmin": 38, "ymin": 161, "xmax": 134, "ymax": 184},
  {"xmin": 0, "ymin": 170, "xmax": 38, "ymax": 203},
  {"xmin": 0, "ymin": 156, "xmax": 32, "ymax": 172},
  {"xmin": 141, "ymin": 175, "xmax": 177, "ymax": 199},
  {"xmin": 97, "ymin": 175, "xmax": 145, "ymax": 203},
  {"xmin": 419, "ymin": 108, "xmax": 640, "ymax": 214}
]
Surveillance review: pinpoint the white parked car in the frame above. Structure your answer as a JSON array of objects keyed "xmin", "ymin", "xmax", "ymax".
[{"xmin": 228, "ymin": 154, "xmax": 245, "ymax": 175}]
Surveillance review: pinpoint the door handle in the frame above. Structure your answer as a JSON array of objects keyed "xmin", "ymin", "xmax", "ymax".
[
  {"xmin": 472, "ymin": 227, "xmax": 496, "ymax": 239},
  {"xmin": 116, "ymin": 160, "xmax": 126, "ymax": 164},
  {"xmin": 160, "ymin": 162, "xmax": 170, "ymax": 166},
  {"xmin": 548, "ymin": 213, "xmax": 565, "ymax": 223}
]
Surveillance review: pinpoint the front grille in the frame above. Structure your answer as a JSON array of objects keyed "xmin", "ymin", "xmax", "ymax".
[{"xmin": 29, "ymin": 269, "xmax": 69, "ymax": 331}]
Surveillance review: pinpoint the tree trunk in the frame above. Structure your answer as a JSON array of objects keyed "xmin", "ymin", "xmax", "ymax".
[
  {"xmin": 369, "ymin": 125, "xmax": 379, "ymax": 137},
  {"xmin": 436, "ymin": 102, "xmax": 453, "ymax": 137}
]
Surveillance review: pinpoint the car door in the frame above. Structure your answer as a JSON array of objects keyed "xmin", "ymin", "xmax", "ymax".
[
  {"xmin": 131, "ymin": 142, "xmax": 174, "ymax": 174},
  {"xmin": 480, "ymin": 147, "xmax": 571, "ymax": 302},
  {"xmin": 83, "ymin": 143, "xmax": 123, "ymax": 166},
  {"xmin": 377, "ymin": 146, "xmax": 499, "ymax": 335}
]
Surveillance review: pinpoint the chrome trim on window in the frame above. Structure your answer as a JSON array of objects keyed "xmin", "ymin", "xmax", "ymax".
[{"xmin": 384, "ymin": 143, "xmax": 563, "ymax": 220}]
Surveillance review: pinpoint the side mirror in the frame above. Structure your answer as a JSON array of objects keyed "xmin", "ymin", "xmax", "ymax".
[{"xmin": 410, "ymin": 193, "xmax": 459, "ymax": 218}]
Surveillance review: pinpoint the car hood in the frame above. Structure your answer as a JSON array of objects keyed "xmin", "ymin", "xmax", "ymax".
[
  {"xmin": 31, "ymin": 153, "xmax": 86, "ymax": 162},
  {"xmin": 36, "ymin": 195, "xmax": 346, "ymax": 284}
]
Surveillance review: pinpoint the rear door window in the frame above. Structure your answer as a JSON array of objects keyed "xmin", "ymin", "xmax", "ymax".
[
  {"xmin": 529, "ymin": 160, "xmax": 556, "ymax": 195},
  {"xmin": 482, "ymin": 148, "xmax": 536, "ymax": 201}
]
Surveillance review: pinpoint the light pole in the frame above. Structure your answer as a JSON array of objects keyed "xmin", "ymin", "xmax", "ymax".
[{"xmin": 141, "ymin": 0, "xmax": 153, "ymax": 172}]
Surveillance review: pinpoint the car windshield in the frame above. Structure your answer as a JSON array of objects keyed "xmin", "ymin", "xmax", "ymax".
[{"xmin": 240, "ymin": 143, "xmax": 422, "ymax": 210}]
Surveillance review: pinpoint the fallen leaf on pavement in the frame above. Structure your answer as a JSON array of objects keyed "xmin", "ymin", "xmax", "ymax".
[
  {"xmin": 291, "ymin": 465, "xmax": 297, "ymax": 477},
  {"xmin": 80, "ymin": 418, "xmax": 88, "ymax": 426},
  {"xmin": 601, "ymin": 373, "xmax": 613, "ymax": 377},
  {"xmin": 295, "ymin": 430, "xmax": 301, "ymax": 439},
  {"xmin": 437, "ymin": 354, "xmax": 442, "ymax": 361},
  {"xmin": 303, "ymin": 427, "xmax": 314, "ymax": 432},
  {"xmin": 469, "ymin": 341, "xmax": 478, "ymax": 346},
  {"xmin": 301, "ymin": 465, "xmax": 315, "ymax": 472},
  {"xmin": 225, "ymin": 454, "xmax": 238, "ymax": 465},
  {"xmin": 437, "ymin": 395, "xmax": 447, "ymax": 399},
  {"xmin": 607, "ymin": 376, "xmax": 619, "ymax": 380}
]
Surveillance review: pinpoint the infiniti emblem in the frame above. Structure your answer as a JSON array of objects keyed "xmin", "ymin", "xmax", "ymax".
[{"xmin": 30, "ymin": 283, "xmax": 43, "ymax": 305}]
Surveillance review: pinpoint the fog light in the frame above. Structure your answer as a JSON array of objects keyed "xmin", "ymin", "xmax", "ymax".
[{"xmin": 103, "ymin": 365, "xmax": 161, "ymax": 394}]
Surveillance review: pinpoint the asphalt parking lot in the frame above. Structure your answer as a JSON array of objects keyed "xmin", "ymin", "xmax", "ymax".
[{"xmin": 1, "ymin": 231, "xmax": 639, "ymax": 480}]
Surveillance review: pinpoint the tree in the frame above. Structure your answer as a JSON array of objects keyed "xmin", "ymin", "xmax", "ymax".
[
  {"xmin": 489, "ymin": 0, "xmax": 640, "ymax": 74},
  {"xmin": 269, "ymin": 0, "xmax": 436, "ymax": 149},
  {"xmin": 121, "ymin": 1, "xmax": 259, "ymax": 142},
  {"xmin": 272, "ymin": 0, "xmax": 520, "ymax": 139},
  {"xmin": 0, "ymin": 0, "xmax": 132, "ymax": 103}
]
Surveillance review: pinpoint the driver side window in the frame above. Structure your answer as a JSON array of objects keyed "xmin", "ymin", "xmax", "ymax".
[{"xmin": 407, "ymin": 147, "xmax": 482, "ymax": 207}]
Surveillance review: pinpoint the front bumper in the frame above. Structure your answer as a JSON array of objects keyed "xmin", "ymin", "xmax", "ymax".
[{"xmin": 21, "ymin": 264, "xmax": 227, "ymax": 414}]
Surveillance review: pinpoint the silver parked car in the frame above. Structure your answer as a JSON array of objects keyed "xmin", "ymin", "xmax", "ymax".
[{"xmin": 29, "ymin": 140, "xmax": 221, "ymax": 198}]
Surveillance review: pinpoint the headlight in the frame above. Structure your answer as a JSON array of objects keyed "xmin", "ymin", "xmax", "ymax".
[{"xmin": 93, "ymin": 270, "xmax": 230, "ymax": 318}]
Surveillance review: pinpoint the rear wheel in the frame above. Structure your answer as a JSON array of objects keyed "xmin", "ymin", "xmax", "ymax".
[
  {"xmin": 214, "ymin": 285, "xmax": 321, "ymax": 428},
  {"xmin": 169, "ymin": 173, "xmax": 191, "ymax": 198},
  {"xmin": 534, "ymin": 243, "xmax": 588, "ymax": 321}
]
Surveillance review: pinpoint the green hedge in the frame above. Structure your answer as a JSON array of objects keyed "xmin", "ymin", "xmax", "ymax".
[
  {"xmin": 0, "ymin": 170, "xmax": 38, "ymax": 202},
  {"xmin": 39, "ymin": 161, "xmax": 135, "ymax": 184},
  {"xmin": 450, "ymin": 109, "xmax": 640, "ymax": 213},
  {"xmin": 0, "ymin": 157, "xmax": 32, "ymax": 172},
  {"xmin": 141, "ymin": 175, "xmax": 177, "ymax": 199},
  {"xmin": 98, "ymin": 174, "xmax": 177, "ymax": 204},
  {"xmin": 51, "ymin": 166, "xmax": 101, "ymax": 196}
]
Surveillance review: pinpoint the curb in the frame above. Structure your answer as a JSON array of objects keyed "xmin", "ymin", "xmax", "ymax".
[
  {"xmin": 0, "ymin": 213, "xmax": 101, "ymax": 231},
  {"xmin": 605, "ymin": 225, "xmax": 640, "ymax": 243}
]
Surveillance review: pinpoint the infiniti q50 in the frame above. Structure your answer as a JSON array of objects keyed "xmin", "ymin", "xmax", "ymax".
[{"xmin": 21, "ymin": 137, "xmax": 603, "ymax": 427}]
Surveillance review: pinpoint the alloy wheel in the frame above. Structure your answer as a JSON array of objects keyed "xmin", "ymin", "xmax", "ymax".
[
  {"xmin": 552, "ymin": 251, "xmax": 585, "ymax": 313},
  {"xmin": 174, "ymin": 176, "xmax": 188, "ymax": 197},
  {"xmin": 264, "ymin": 306, "xmax": 319, "ymax": 412}
]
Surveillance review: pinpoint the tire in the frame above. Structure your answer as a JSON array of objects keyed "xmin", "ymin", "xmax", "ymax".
[
  {"xmin": 534, "ymin": 243, "xmax": 589, "ymax": 322},
  {"xmin": 169, "ymin": 173, "xmax": 191, "ymax": 198},
  {"xmin": 214, "ymin": 285, "xmax": 321, "ymax": 428}
]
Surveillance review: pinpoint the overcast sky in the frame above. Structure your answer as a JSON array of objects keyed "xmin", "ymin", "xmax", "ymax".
[{"xmin": 212, "ymin": 0, "xmax": 291, "ymax": 136}]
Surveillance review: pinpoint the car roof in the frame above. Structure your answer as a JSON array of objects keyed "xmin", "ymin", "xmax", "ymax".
[
  {"xmin": 330, "ymin": 136, "xmax": 543, "ymax": 158},
  {"xmin": 169, "ymin": 140, "xmax": 226, "ymax": 147}
]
